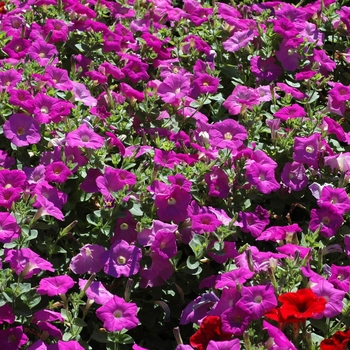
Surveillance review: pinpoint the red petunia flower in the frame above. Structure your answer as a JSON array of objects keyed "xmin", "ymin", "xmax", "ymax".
[
  {"xmin": 265, "ymin": 288, "xmax": 326, "ymax": 323},
  {"xmin": 189, "ymin": 315, "xmax": 232, "ymax": 350},
  {"xmin": 0, "ymin": 2, "xmax": 6, "ymax": 15},
  {"xmin": 320, "ymin": 329, "xmax": 350, "ymax": 350}
]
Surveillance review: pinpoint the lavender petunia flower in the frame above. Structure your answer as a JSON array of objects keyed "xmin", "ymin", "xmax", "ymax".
[
  {"xmin": 37, "ymin": 276, "xmax": 75, "ymax": 296},
  {"xmin": 70, "ymin": 244, "xmax": 106, "ymax": 274}
]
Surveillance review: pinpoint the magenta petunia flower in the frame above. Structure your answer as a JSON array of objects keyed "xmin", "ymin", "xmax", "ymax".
[
  {"xmin": 236, "ymin": 205, "xmax": 270, "ymax": 238},
  {"xmin": 223, "ymin": 29, "xmax": 254, "ymax": 52},
  {"xmin": 207, "ymin": 241, "xmax": 238, "ymax": 264},
  {"xmin": 281, "ymin": 162, "xmax": 308, "ymax": 191},
  {"xmin": 65, "ymin": 124, "xmax": 104, "ymax": 149},
  {"xmin": 246, "ymin": 162, "xmax": 280, "ymax": 194},
  {"xmin": 191, "ymin": 213, "xmax": 222, "ymax": 233},
  {"xmin": 223, "ymin": 85, "xmax": 260, "ymax": 115},
  {"xmin": 276, "ymin": 82, "xmax": 307, "ymax": 100},
  {"xmin": 3, "ymin": 113, "xmax": 41, "ymax": 147},
  {"xmin": 155, "ymin": 185, "xmax": 191, "ymax": 223},
  {"xmin": 0, "ymin": 326, "xmax": 28, "ymax": 350},
  {"xmin": 317, "ymin": 186, "xmax": 350, "ymax": 214},
  {"xmin": 273, "ymin": 104, "xmax": 306, "ymax": 121},
  {"xmin": 111, "ymin": 211, "xmax": 138, "ymax": 244},
  {"xmin": 96, "ymin": 295, "xmax": 139, "ymax": 332},
  {"xmin": 221, "ymin": 302, "xmax": 252, "ymax": 336},
  {"xmin": 43, "ymin": 66, "xmax": 73, "ymax": 91},
  {"xmin": 121, "ymin": 56, "xmax": 149, "ymax": 84},
  {"xmin": 0, "ymin": 303, "xmax": 15, "ymax": 324},
  {"xmin": 204, "ymin": 167, "xmax": 230, "ymax": 198},
  {"xmin": 329, "ymin": 265, "xmax": 350, "ymax": 292},
  {"xmin": 140, "ymin": 251, "xmax": 174, "ymax": 288},
  {"xmin": 101, "ymin": 240, "xmax": 142, "ymax": 278},
  {"xmin": 238, "ymin": 284, "xmax": 277, "ymax": 319},
  {"xmin": 37, "ymin": 275, "xmax": 75, "ymax": 296},
  {"xmin": 45, "ymin": 161, "xmax": 73, "ymax": 184},
  {"xmin": 8, "ymin": 89, "xmax": 35, "ymax": 114},
  {"xmin": 79, "ymin": 279, "xmax": 113, "ymax": 305},
  {"xmin": 71, "ymin": 81, "xmax": 97, "ymax": 107},
  {"xmin": 215, "ymin": 268, "xmax": 255, "ymax": 289},
  {"xmin": 151, "ymin": 230, "xmax": 177, "ymax": 259},
  {"xmin": 154, "ymin": 149, "xmax": 179, "ymax": 169},
  {"xmin": 27, "ymin": 39, "xmax": 58, "ymax": 66},
  {"xmin": 70, "ymin": 244, "xmax": 106, "ymax": 274},
  {"xmin": 275, "ymin": 38, "xmax": 302, "ymax": 71},
  {"xmin": 293, "ymin": 133, "xmax": 320, "ymax": 169},
  {"xmin": 158, "ymin": 74, "xmax": 191, "ymax": 105},
  {"xmin": 43, "ymin": 19, "xmax": 69, "ymax": 43},
  {"xmin": 250, "ymin": 56, "xmax": 282, "ymax": 82},
  {"xmin": 309, "ymin": 203, "xmax": 343, "ymax": 238},
  {"xmin": 209, "ymin": 119, "xmax": 247, "ymax": 151},
  {"xmin": 311, "ymin": 280, "xmax": 345, "ymax": 319},
  {"xmin": 96, "ymin": 166, "xmax": 137, "ymax": 197},
  {"xmin": 263, "ymin": 321, "xmax": 297, "ymax": 350},
  {"xmin": 4, "ymin": 248, "xmax": 54, "ymax": 279},
  {"xmin": 0, "ymin": 69, "xmax": 22, "ymax": 91},
  {"xmin": 3, "ymin": 37, "xmax": 31, "ymax": 60},
  {"xmin": 0, "ymin": 212, "xmax": 21, "ymax": 243}
]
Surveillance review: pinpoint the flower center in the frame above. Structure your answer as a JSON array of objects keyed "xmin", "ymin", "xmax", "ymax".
[
  {"xmin": 330, "ymin": 197, "xmax": 338, "ymax": 204},
  {"xmin": 305, "ymin": 145, "xmax": 314, "ymax": 153},
  {"xmin": 254, "ymin": 295, "xmax": 263, "ymax": 303},
  {"xmin": 113, "ymin": 310, "xmax": 123, "ymax": 318},
  {"xmin": 322, "ymin": 216, "xmax": 330, "ymax": 225},
  {"xmin": 288, "ymin": 172, "xmax": 294, "ymax": 179},
  {"xmin": 117, "ymin": 256, "xmax": 126, "ymax": 265},
  {"xmin": 8, "ymin": 335, "xmax": 16, "ymax": 343},
  {"xmin": 258, "ymin": 174, "xmax": 265, "ymax": 181},
  {"xmin": 39, "ymin": 52, "xmax": 46, "ymax": 58},
  {"xmin": 81, "ymin": 135, "xmax": 90, "ymax": 142},
  {"xmin": 175, "ymin": 88, "xmax": 181, "ymax": 94},
  {"xmin": 85, "ymin": 248, "xmax": 91, "ymax": 256},
  {"xmin": 224, "ymin": 132, "xmax": 232, "ymax": 140},
  {"xmin": 17, "ymin": 127, "xmax": 25, "ymax": 136},
  {"xmin": 120, "ymin": 223, "xmax": 129, "ymax": 230},
  {"xmin": 167, "ymin": 197, "xmax": 176, "ymax": 205},
  {"xmin": 41, "ymin": 106, "xmax": 49, "ymax": 114}
]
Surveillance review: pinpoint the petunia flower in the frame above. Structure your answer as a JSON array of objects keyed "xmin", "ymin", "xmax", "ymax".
[
  {"xmin": 37, "ymin": 276, "xmax": 75, "ymax": 296},
  {"xmin": 238, "ymin": 284, "xmax": 277, "ymax": 319},
  {"xmin": 79, "ymin": 279, "xmax": 113, "ymax": 305},
  {"xmin": 27, "ymin": 39, "xmax": 58, "ymax": 66},
  {"xmin": 320, "ymin": 329, "xmax": 350, "ymax": 350},
  {"xmin": 43, "ymin": 19, "xmax": 68, "ymax": 43},
  {"xmin": 236, "ymin": 205, "xmax": 270, "ymax": 238},
  {"xmin": 191, "ymin": 213, "xmax": 222, "ymax": 233},
  {"xmin": 250, "ymin": 56, "xmax": 282, "ymax": 82},
  {"xmin": 263, "ymin": 321, "xmax": 297, "ymax": 350},
  {"xmin": 246, "ymin": 162, "xmax": 280, "ymax": 194},
  {"xmin": 189, "ymin": 316, "xmax": 232, "ymax": 350},
  {"xmin": 4, "ymin": 248, "xmax": 54, "ymax": 279},
  {"xmin": 223, "ymin": 30, "xmax": 254, "ymax": 52},
  {"xmin": 70, "ymin": 244, "xmax": 106, "ymax": 274},
  {"xmin": 309, "ymin": 203, "xmax": 344, "ymax": 238},
  {"xmin": 317, "ymin": 186, "xmax": 350, "ymax": 214},
  {"xmin": 221, "ymin": 302, "xmax": 252, "ymax": 336},
  {"xmin": 293, "ymin": 133, "xmax": 320, "ymax": 169},
  {"xmin": 96, "ymin": 295, "xmax": 139, "ymax": 332},
  {"xmin": 0, "ymin": 69, "xmax": 22, "ymax": 91},
  {"xmin": 223, "ymin": 85, "xmax": 260, "ymax": 115},
  {"xmin": 65, "ymin": 124, "xmax": 104, "ymax": 149},
  {"xmin": 101, "ymin": 240, "xmax": 142, "ymax": 278},
  {"xmin": 45, "ymin": 161, "xmax": 72, "ymax": 184},
  {"xmin": 3, "ymin": 113, "xmax": 41, "ymax": 147},
  {"xmin": 281, "ymin": 162, "xmax": 308, "ymax": 191},
  {"xmin": 0, "ymin": 326, "xmax": 28, "ymax": 350},
  {"xmin": 0, "ymin": 303, "xmax": 15, "ymax": 324},
  {"xmin": 311, "ymin": 280, "xmax": 345, "ymax": 319},
  {"xmin": 158, "ymin": 74, "xmax": 191, "ymax": 105},
  {"xmin": 328, "ymin": 265, "xmax": 350, "ymax": 292},
  {"xmin": 265, "ymin": 288, "xmax": 326, "ymax": 323},
  {"xmin": 273, "ymin": 104, "xmax": 306, "ymax": 121},
  {"xmin": 0, "ymin": 212, "xmax": 21, "ymax": 243},
  {"xmin": 43, "ymin": 66, "xmax": 73, "ymax": 91}
]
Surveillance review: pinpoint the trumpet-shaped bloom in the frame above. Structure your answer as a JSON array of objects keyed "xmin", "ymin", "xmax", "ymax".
[
  {"xmin": 66, "ymin": 124, "xmax": 104, "ymax": 149},
  {"xmin": 37, "ymin": 275, "xmax": 75, "ymax": 296},
  {"xmin": 96, "ymin": 295, "xmax": 139, "ymax": 332}
]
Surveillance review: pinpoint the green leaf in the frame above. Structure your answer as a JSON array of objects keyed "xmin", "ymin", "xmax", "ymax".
[
  {"xmin": 186, "ymin": 255, "xmax": 199, "ymax": 269},
  {"xmin": 91, "ymin": 332, "xmax": 109, "ymax": 343},
  {"xmin": 189, "ymin": 234, "xmax": 207, "ymax": 258},
  {"xmin": 73, "ymin": 318, "xmax": 87, "ymax": 327}
]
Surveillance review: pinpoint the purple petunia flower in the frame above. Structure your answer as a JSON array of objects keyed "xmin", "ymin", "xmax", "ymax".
[
  {"xmin": 246, "ymin": 162, "xmax": 280, "ymax": 194},
  {"xmin": 329, "ymin": 264, "xmax": 350, "ymax": 292},
  {"xmin": 209, "ymin": 118, "xmax": 247, "ymax": 151},
  {"xmin": 79, "ymin": 279, "xmax": 113, "ymax": 305},
  {"xmin": 293, "ymin": 133, "xmax": 320, "ymax": 169},
  {"xmin": 43, "ymin": 19, "xmax": 69, "ymax": 43},
  {"xmin": 158, "ymin": 74, "xmax": 191, "ymax": 105},
  {"xmin": 101, "ymin": 240, "xmax": 142, "ymax": 278},
  {"xmin": 4, "ymin": 248, "xmax": 54, "ymax": 279},
  {"xmin": 0, "ymin": 303, "xmax": 15, "ymax": 325},
  {"xmin": 273, "ymin": 104, "xmax": 306, "ymax": 121},
  {"xmin": 236, "ymin": 205, "xmax": 270, "ymax": 238},
  {"xmin": 221, "ymin": 302, "xmax": 252, "ymax": 336},
  {"xmin": 281, "ymin": 162, "xmax": 308, "ymax": 191},
  {"xmin": 311, "ymin": 280, "xmax": 345, "ymax": 319},
  {"xmin": 223, "ymin": 30, "xmax": 254, "ymax": 52},
  {"xmin": 215, "ymin": 268, "xmax": 255, "ymax": 289},
  {"xmin": 223, "ymin": 85, "xmax": 260, "ymax": 115},
  {"xmin": 317, "ymin": 185, "xmax": 350, "ymax": 214},
  {"xmin": 204, "ymin": 167, "xmax": 229, "ymax": 198},
  {"xmin": 309, "ymin": 203, "xmax": 343, "ymax": 238},
  {"xmin": 27, "ymin": 39, "xmax": 58, "ymax": 66},
  {"xmin": 0, "ymin": 326, "xmax": 28, "ymax": 350},
  {"xmin": 0, "ymin": 212, "xmax": 21, "ymax": 243},
  {"xmin": 0, "ymin": 69, "xmax": 22, "ymax": 91},
  {"xmin": 70, "ymin": 244, "xmax": 106, "ymax": 274},
  {"xmin": 43, "ymin": 66, "xmax": 73, "ymax": 91},
  {"xmin": 263, "ymin": 321, "xmax": 297, "ymax": 350},
  {"xmin": 45, "ymin": 161, "xmax": 72, "ymax": 184},
  {"xmin": 250, "ymin": 56, "xmax": 282, "ymax": 82},
  {"xmin": 37, "ymin": 275, "xmax": 75, "ymax": 296},
  {"xmin": 111, "ymin": 211, "xmax": 138, "ymax": 244},
  {"xmin": 65, "ymin": 124, "xmax": 104, "ymax": 149},
  {"xmin": 3, "ymin": 113, "xmax": 41, "ymax": 147},
  {"xmin": 96, "ymin": 295, "xmax": 139, "ymax": 332},
  {"xmin": 151, "ymin": 230, "xmax": 177, "ymax": 259},
  {"xmin": 237, "ymin": 284, "xmax": 277, "ymax": 319},
  {"xmin": 191, "ymin": 213, "xmax": 222, "ymax": 233}
]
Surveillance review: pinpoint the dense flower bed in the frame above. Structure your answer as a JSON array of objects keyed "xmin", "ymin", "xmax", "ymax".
[{"xmin": 0, "ymin": 0, "xmax": 350, "ymax": 349}]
